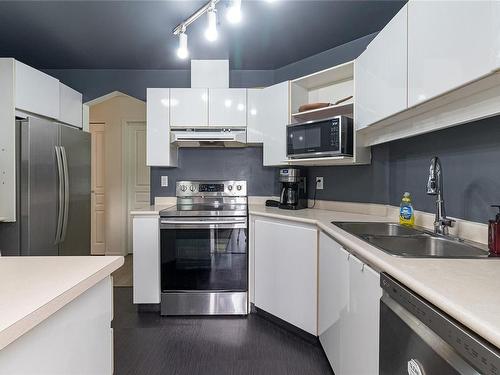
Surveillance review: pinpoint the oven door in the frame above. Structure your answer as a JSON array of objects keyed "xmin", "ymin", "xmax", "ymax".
[{"xmin": 160, "ymin": 216, "xmax": 248, "ymax": 293}]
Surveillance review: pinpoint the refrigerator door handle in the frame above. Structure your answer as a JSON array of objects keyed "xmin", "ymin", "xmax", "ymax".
[
  {"xmin": 55, "ymin": 146, "xmax": 64, "ymax": 244},
  {"xmin": 60, "ymin": 146, "xmax": 70, "ymax": 243}
]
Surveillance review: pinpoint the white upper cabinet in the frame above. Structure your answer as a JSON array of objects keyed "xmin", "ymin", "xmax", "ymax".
[
  {"xmin": 15, "ymin": 60, "xmax": 59, "ymax": 119},
  {"xmin": 262, "ymin": 81, "xmax": 289, "ymax": 166},
  {"xmin": 170, "ymin": 88, "xmax": 208, "ymax": 127},
  {"xmin": 146, "ymin": 88, "xmax": 177, "ymax": 167},
  {"xmin": 246, "ymin": 88, "xmax": 264, "ymax": 143},
  {"xmin": 58, "ymin": 83, "xmax": 83, "ymax": 128},
  {"xmin": 408, "ymin": 0, "xmax": 500, "ymax": 107},
  {"xmin": 355, "ymin": 4, "xmax": 407, "ymax": 129},
  {"xmin": 208, "ymin": 88, "xmax": 247, "ymax": 127}
]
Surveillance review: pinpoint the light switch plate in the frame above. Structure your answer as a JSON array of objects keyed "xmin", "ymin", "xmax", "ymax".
[
  {"xmin": 316, "ymin": 177, "xmax": 324, "ymax": 190},
  {"xmin": 161, "ymin": 176, "xmax": 169, "ymax": 187}
]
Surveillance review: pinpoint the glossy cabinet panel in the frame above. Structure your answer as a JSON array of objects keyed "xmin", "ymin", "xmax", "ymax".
[
  {"xmin": 343, "ymin": 256, "xmax": 382, "ymax": 375},
  {"xmin": 59, "ymin": 83, "xmax": 83, "ymax": 128},
  {"xmin": 318, "ymin": 231, "xmax": 381, "ymax": 375},
  {"xmin": 0, "ymin": 277, "xmax": 113, "ymax": 374},
  {"xmin": 262, "ymin": 81, "xmax": 289, "ymax": 166},
  {"xmin": 133, "ymin": 216, "xmax": 161, "ymax": 304},
  {"xmin": 355, "ymin": 5, "xmax": 407, "ymax": 129},
  {"xmin": 254, "ymin": 217, "xmax": 317, "ymax": 335},
  {"xmin": 15, "ymin": 60, "xmax": 59, "ymax": 119},
  {"xmin": 170, "ymin": 88, "xmax": 208, "ymax": 127},
  {"xmin": 208, "ymin": 88, "xmax": 247, "ymax": 127},
  {"xmin": 318, "ymin": 232, "xmax": 350, "ymax": 374},
  {"xmin": 146, "ymin": 88, "xmax": 177, "ymax": 167},
  {"xmin": 408, "ymin": 1, "xmax": 498, "ymax": 107},
  {"xmin": 246, "ymin": 88, "xmax": 264, "ymax": 143}
]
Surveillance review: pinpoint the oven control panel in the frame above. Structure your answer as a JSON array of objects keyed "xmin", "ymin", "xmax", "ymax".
[{"xmin": 176, "ymin": 180, "xmax": 247, "ymax": 197}]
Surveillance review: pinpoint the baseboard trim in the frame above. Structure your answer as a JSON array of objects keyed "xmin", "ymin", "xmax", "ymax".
[
  {"xmin": 252, "ymin": 304, "xmax": 318, "ymax": 345},
  {"xmin": 137, "ymin": 303, "xmax": 161, "ymax": 313}
]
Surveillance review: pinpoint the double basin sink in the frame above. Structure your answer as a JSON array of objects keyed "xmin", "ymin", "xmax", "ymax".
[{"xmin": 333, "ymin": 222, "xmax": 489, "ymax": 258}]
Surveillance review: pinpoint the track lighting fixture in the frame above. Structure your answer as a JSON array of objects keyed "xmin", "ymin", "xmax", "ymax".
[
  {"xmin": 205, "ymin": 4, "xmax": 218, "ymax": 42},
  {"xmin": 176, "ymin": 27, "xmax": 188, "ymax": 59},
  {"xmin": 172, "ymin": 0, "xmax": 250, "ymax": 58},
  {"xmin": 226, "ymin": 0, "xmax": 242, "ymax": 24}
]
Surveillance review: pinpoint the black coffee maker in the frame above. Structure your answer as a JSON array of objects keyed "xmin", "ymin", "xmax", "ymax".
[{"xmin": 278, "ymin": 168, "xmax": 307, "ymax": 210}]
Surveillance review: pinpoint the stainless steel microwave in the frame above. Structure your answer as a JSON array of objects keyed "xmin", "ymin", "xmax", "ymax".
[{"xmin": 286, "ymin": 116, "xmax": 353, "ymax": 159}]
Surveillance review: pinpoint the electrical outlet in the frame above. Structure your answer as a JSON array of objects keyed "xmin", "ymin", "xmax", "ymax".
[
  {"xmin": 161, "ymin": 176, "xmax": 169, "ymax": 187},
  {"xmin": 316, "ymin": 177, "xmax": 324, "ymax": 190}
]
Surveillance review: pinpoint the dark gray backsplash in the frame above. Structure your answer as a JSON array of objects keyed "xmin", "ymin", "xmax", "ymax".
[
  {"xmin": 307, "ymin": 115, "xmax": 500, "ymax": 223},
  {"xmin": 387, "ymin": 116, "xmax": 500, "ymax": 223},
  {"xmin": 150, "ymin": 147, "xmax": 279, "ymax": 203},
  {"xmin": 305, "ymin": 145, "xmax": 390, "ymax": 205}
]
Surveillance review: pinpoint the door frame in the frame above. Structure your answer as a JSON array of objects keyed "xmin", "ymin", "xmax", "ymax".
[
  {"xmin": 121, "ymin": 119, "xmax": 149, "ymax": 255},
  {"xmin": 89, "ymin": 122, "xmax": 106, "ymax": 255}
]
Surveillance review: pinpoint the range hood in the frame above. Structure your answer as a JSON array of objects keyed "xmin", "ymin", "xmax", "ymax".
[{"xmin": 170, "ymin": 128, "xmax": 247, "ymax": 148}]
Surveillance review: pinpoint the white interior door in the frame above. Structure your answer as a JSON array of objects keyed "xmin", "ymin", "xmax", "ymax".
[
  {"xmin": 125, "ymin": 121, "xmax": 150, "ymax": 254},
  {"xmin": 90, "ymin": 123, "xmax": 106, "ymax": 255}
]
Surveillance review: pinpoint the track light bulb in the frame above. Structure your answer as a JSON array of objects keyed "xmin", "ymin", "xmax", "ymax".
[
  {"xmin": 177, "ymin": 32, "xmax": 188, "ymax": 59},
  {"xmin": 205, "ymin": 7, "xmax": 218, "ymax": 42},
  {"xmin": 226, "ymin": 0, "xmax": 242, "ymax": 24}
]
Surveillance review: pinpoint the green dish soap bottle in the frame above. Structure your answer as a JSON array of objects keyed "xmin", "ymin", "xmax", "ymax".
[{"xmin": 399, "ymin": 192, "xmax": 415, "ymax": 226}]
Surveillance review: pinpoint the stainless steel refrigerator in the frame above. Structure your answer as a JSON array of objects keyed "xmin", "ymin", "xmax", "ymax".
[{"xmin": 0, "ymin": 116, "xmax": 91, "ymax": 256}]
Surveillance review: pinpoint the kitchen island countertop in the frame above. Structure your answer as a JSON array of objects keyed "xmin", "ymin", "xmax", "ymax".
[{"xmin": 0, "ymin": 256, "xmax": 123, "ymax": 350}]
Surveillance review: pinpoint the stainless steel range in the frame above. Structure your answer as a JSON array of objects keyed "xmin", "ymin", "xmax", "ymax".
[{"xmin": 159, "ymin": 180, "xmax": 248, "ymax": 316}]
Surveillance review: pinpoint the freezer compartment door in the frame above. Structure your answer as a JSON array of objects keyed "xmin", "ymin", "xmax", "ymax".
[
  {"xmin": 59, "ymin": 124, "xmax": 91, "ymax": 256},
  {"xmin": 20, "ymin": 117, "xmax": 60, "ymax": 256}
]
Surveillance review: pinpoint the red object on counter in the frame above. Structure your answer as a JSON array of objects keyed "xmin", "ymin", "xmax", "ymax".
[{"xmin": 488, "ymin": 205, "xmax": 500, "ymax": 255}]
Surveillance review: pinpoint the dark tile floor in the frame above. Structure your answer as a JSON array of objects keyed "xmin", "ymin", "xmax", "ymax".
[{"xmin": 113, "ymin": 288, "xmax": 334, "ymax": 375}]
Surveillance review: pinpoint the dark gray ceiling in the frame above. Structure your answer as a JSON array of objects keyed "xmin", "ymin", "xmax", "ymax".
[{"xmin": 0, "ymin": 0, "xmax": 405, "ymax": 70}]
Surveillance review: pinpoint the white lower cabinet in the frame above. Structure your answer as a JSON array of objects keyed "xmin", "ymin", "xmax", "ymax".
[
  {"xmin": 344, "ymin": 253, "xmax": 382, "ymax": 375},
  {"xmin": 254, "ymin": 217, "xmax": 318, "ymax": 335},
  {"xmin": 318, "ymin": 232, "xmax": 350, "ymax": 374},
  {"xmin": 133, "ymin": 215, "xmax": 160, "ymax": 304},
  {"xmin": 319, "ymin": 231, "xmax": 382, "ymax": 375},
  {"xmin": 0, "ymin": 277, "xmax": 113, "ymax": 374}
]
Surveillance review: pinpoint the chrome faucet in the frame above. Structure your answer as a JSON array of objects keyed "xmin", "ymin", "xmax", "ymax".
[{"xmin": 426, "ymin": 157, "xmax": 455, "ymax": 235}]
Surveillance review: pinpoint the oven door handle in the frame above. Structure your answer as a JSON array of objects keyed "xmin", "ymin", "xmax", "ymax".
[{"xmin": 160, "ymin": 219, "xmax": 246, "ymax": 225}]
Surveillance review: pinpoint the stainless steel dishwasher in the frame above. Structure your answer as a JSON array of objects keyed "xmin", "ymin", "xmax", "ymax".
[{"xmin": 380, "ymin": 273, "xmax": 500, "ymax": 375}]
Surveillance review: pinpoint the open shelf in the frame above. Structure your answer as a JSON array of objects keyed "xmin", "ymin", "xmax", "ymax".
[{"xmin": 291, "ymin": 103, "xmax": 353, "ymax": 122}]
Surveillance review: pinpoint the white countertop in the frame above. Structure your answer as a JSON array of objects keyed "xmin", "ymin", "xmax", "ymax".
[
  {"xmin": 0, "ymin": 256, "xmax": 124, "ymax": 350},
  {"xmin": 249, "ymin": 205, "xmax": 500, "ymax": 349},
  {"xmin": 130, "ymin": 204, "xmax": 172, "ymax": 216}
]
